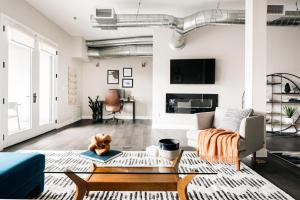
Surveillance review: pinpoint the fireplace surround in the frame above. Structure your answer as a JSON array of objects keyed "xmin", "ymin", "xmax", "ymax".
[{"xmin": 166, "ymin": 93, "xmax": 218, "ymax": 114}]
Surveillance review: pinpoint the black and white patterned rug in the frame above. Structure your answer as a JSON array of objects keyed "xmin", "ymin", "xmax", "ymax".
[{"xmin": 27, "ymin": 151, "xmax": 294, "ymax": 200}]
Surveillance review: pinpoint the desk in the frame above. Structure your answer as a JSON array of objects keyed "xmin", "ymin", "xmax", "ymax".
[{"xmin": 100, "ymin": 99, "xmax": 135, "ymax": 122}]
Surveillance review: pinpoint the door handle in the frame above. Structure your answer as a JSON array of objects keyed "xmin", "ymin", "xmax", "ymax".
[{"xmin": 33, "ymin": 93, "xmax": 37, "ymax": 103}]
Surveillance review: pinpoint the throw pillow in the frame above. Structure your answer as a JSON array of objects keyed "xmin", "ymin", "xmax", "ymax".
[{"xmin": 219, "ymin": 108, "xmax": 253, "ymax": 132}]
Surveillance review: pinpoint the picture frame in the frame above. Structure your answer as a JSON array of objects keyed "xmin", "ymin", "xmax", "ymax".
[
  {"xmin": 107, "ymin": 70, "xmax": 119, "ymax": 84},
  {"xmin": 122, "ymin": 78, "xmax": 133, "ymax": 88},
  {"xmin": 123, "ymin": 68, "xmax": 132, "ymax": 77}
]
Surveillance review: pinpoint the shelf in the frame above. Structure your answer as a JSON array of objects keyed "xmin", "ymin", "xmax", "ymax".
[
  {"xmin": 266, "ymin": 122, "xmax": 300, "ymax": 125},
  {"xmin": 266, "ymin": 112, "xmax": 284, "ymax": 115},
  {"xmin": 272, "ymin": 93, "xmax": 300, "ymax": 95},
  {"xmin": 267, "ymin": 82, "xmax": 281, "ymax": 85},
  {"xmin": 267, "ymin": 101, "xmax": 300, "ymax": 104}
]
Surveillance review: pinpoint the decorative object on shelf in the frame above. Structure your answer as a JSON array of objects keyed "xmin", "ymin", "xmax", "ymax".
[
  {"xmin": 284, "ymin": 83, "xmax": 291, "ymax": 93},
  {"xmin": 122, "ymin": 78, "xmax": 133, "ymax": 88},
  {"xmin": 123, "ymin": 68, "xmax": 132, "ymax": 77},
  {"xmin": 68, "ymin": 67, "xmax": 77, "ymax": 105},
  {"xmin": 88, "ymin": 96, "xmax": 102, "ymax": 123},
  {"xmin": 293, "ymin": 86, "xmax": 300, "ymax": 93},
  {"xmin": 88, "ymin": 134, "xmax": 112, "ymax": 155},
  {"xmin": 283, "ymin": 105, "xmax": 297, "ymax": 124},
  {"xmin": 158, "ymin": 139, "xmax": 180, "ymax": 160},
  {"xmin": 107, "ymin": 70, "xmax": 119, "ymax": 84},
  {"xmin": 289, "ymin": 98, "xmax": 300, "ymax": 103}
]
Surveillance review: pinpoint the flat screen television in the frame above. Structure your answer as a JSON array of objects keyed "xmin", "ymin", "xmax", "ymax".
[{"xmin": 170, "ymin": 59, "xmax": 215, "ymax": 84}]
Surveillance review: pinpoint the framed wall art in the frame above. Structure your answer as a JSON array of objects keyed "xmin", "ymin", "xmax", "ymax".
[
  {"xmin": 107, "ymin": 70, "xmax": 119, "ymax": 84},
  {"xmin": 123, "ymin": 68, "xmax": 132, "ymax": 77},
  {"xmin": 122, "ymin": 78, "xmax": 133, "ymax": 88}
]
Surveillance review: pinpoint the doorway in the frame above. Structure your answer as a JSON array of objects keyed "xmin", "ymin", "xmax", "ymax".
[{"xmin": 0, "ymin": 15, "xmax": 57, "ymax": 148}]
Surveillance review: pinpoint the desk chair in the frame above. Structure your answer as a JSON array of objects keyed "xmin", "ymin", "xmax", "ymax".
[
  {"xmin": 8, "ymin": 102, "xmax": 20, "ymax": 130},
  {"xmin": 104, "ymin": 89, "xmax": 124, "ymax": 124}
]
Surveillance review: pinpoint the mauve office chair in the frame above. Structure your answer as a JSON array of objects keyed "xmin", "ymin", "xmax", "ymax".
[{"xmin": 104, "ymin": 89, "xmax": 124, "ymax": 124}]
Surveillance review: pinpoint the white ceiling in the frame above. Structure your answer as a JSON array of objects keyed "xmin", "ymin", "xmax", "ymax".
[{"xmin": 25, "ymin": 0, "xmax": 296, "ymax": 40}]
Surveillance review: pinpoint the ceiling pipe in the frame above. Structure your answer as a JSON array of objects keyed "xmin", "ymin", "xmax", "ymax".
[
  {"xmin": 86, "ymin": 36, "xmax": 153, "ymax": 48},
  {"xmin": 87, "ymin": 44, "xmax": 152, "ymax": 58},
  {"xmin": 91, "ymin": 8, "xmax": 300, "ymax": 49}
]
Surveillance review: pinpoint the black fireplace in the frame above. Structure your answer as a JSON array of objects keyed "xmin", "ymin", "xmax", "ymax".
[{"xmin": 166, "ymin": 93, "xmax": 218, "ymax": 114}]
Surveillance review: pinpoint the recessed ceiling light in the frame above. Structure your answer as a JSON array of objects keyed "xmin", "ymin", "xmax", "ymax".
[{"xmin": 73, "ymin": 17, "xmax": 77, "ymax": 20}]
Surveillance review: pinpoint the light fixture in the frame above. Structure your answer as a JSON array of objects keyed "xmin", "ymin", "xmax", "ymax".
[
  {"xmin": 96, "ymin": 61, "xmax": 100, "ymax": 67},
  {"xmin": 73, "ymin": 17, "xmax": 77, "ymax": 20}
]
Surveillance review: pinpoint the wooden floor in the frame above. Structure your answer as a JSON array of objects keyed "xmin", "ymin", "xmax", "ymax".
[
  {"xmin": 5, "ymin": 119, "xmax": 300, "ymax": 199},
  {"xmin": 6, "ymin": 120, "xmax": 188, "ymax": 151}
]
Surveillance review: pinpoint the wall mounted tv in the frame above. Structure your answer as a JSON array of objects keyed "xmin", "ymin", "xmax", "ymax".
[{"xmin": 170, "ymin": 59, "xmax": 215, "ymax": 84}]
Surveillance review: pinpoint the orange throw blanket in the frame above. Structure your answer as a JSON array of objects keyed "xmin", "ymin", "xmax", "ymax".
[{"xmin": 197, "ymin": 128, "xmax": 240, "ymax": 164}]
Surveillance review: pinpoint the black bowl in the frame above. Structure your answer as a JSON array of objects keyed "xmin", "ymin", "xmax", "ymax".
[{"xmin": 159, "ymin": 139, "xmax": 180, "ymax": 151}]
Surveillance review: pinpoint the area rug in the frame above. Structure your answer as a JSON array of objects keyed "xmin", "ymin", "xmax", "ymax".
[{"xmin": 26, "ymin": 151, "xmax": 294, "ymax": 200}]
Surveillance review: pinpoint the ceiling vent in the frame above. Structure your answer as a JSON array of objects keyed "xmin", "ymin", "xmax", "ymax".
[
  {"xmin": 96, "ymin": 8, "xmax": 115, "ymax": 18},
  {"xmin": 94, "ymin": 8, "xmax": 117, "ymax": 30},
  {"xmin": 267, "ymin": 5, "xmax": 284, "ymax": 15}
]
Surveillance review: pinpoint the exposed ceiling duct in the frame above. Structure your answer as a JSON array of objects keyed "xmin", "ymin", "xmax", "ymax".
[
  {"xmin": 87, "ymin": 44, "xmax": 152, "ymax": 58},
  {"xmin": 86, "ymin": 36, "xmax": 153, "ymax": 48},
  {"xmin": 86, "ymin": 36, "xmax": 153, "ymax": 58},
  {"xmin": 91, "ymin": 7, "xmax": 300, "ymax": 49}
]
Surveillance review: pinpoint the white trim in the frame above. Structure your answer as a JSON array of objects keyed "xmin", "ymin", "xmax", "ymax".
[
  {"xmin": 152, "ymin": 123, "xmax": 191, "ymax": 130},
  {"xmin": 0, "ymin": 14, "xmax": 5, "ymax": 151},
  {"xmin": 81, "ymin": 115, "xmax": 152, "ymax": 120},
  {"xmin": 0, "ymin": 13, "xmax": 59, "ymax": 148},
  {"xmin": 56, "ymin": 117, "xmax": 81, "ymax": 129}
]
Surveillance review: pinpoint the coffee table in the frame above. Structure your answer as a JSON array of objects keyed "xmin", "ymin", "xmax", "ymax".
[{"xmin": 45, "ymin": 150, "xmax": 216, "ymax": 200}]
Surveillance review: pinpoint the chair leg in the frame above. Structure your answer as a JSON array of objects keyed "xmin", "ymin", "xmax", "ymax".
[
  {"xmin": 252, "ymin": 152, "xmax": 257, "ymax": 162},
  {"xmin": 235, "ymin": 160, "xmax": 240, "ymax": 171},
  {"xmin": 252, "ymin": 152, "xmax": 257, "ymax": 167}
]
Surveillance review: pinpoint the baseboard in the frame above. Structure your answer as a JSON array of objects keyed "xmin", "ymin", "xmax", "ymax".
[
  {"xmin": 57, "ymin": 117, "xmax": 82, "ymax": 129},
  {"xmin": 152, "ymin": 123, "xmax": 191, "ymax": 130},
  {"xmin": 81, "ymin": 115, "xmax": 151, "ymax": 120}
]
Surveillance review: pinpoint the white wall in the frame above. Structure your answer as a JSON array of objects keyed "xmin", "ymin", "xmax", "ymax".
[
  {"xmin": 152, "ymin": 26, "xmax": 300, "ymax": 129},
  {"xmin": 0, "ymin": 0, "xmax": 82, "ymax": 127},
  {"xmin": 81, "ymin": 57, "xmax": 152, "ymax": 119},
  {"xmin": 152, "ymin": 26, "xmax": 245, "ymax": 129},
  {"xmin": 267, "ymin": 27, "xmax": 300, "ymax": 76}
]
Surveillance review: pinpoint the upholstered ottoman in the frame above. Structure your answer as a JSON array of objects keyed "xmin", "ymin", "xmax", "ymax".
[{"xmin": 0, "ymin": 152, "xmax": 45, "ymax": 199}]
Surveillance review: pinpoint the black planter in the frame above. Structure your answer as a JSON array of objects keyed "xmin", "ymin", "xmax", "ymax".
[{"xmin": 159, "ymin": 139, "xmax": 180, "ymax": 151}]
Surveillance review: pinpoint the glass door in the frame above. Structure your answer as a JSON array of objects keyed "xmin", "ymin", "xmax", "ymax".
[
  {"xmin": 7, "ymin": 41, "xmax": 32, "ymax": 134},
  {"xmin": 1, "ymin": 18, "xmax": 57, "ymax": 148},
  {"xmin": 38, "ymin": 49, "xmax": 55, "ymax": 131}
]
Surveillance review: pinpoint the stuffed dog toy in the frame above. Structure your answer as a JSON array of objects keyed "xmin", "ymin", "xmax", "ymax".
[{"xmin": 88, "ymin": 134, "xmax": 112, "ymax": 155}]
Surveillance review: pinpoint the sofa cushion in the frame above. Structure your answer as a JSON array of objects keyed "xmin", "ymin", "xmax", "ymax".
[
  {"xmin": 213, "ymin": 107, "xmax": 227, "ymax": 128},
  {"xmin": 218, "ymin": 108, "xmax": 253, "ymax": 132},
  {"xmin": 0, "ymin": 152, "xmax": 45, "ymax": 198}
]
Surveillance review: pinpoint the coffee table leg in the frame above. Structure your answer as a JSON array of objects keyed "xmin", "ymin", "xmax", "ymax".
[
  {"xmin": 177, "ymin": 174, "xmax": 196, "ymax": 200},
  {"xmin": 65, "ymin": 170, "xmax": 87, "ymax": 200}
]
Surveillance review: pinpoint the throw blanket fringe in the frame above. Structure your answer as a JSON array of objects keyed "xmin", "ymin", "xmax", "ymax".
[{"xmin": 197, "ymin": 128, "xmax": 240, "ymax": 164}]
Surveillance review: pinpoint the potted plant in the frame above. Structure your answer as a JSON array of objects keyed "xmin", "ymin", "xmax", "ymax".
[
  {"xmin": 283, "ymin": 106, "xmax": 297, "ymax": 124},
  {"xmin": 88, "ymin": 96, "xmax": 102, "ymax": 123}
]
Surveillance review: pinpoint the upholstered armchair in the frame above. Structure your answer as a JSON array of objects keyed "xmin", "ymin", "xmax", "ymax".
[{"xmin": 186, "ymin": 107, "xmax": 265, "ymax": 170}]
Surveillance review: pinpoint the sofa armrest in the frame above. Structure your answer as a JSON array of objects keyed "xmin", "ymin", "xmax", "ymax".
[
  {"xmin": 192, "ymin": 111, "xmax": 215, "ymax": 130},
  {"xmin": 239, "ymin": 116, "xmax": 265, "ymax": 150}
]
